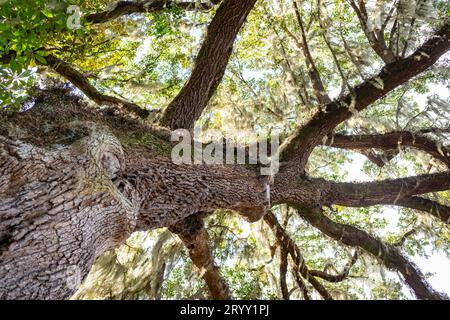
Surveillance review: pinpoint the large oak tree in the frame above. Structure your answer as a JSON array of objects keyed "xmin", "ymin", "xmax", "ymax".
[{"xmin": 0, "ymin": 0, "xmax": 449, "ymax": 300}]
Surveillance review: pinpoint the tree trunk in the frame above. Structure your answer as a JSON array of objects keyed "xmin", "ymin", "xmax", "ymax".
[
  {"xmin": 0, "ymin": 89, "xmax": 267, "ymax": 299},
  {"xmin": 0, "ymin": 130, "xmax": 136, "ymax": 299}
]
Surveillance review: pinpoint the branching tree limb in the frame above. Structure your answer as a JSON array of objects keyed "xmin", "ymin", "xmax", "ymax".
[
  {"xmin": 45, "ymin": 54, "xmax": 150, "ymax": 117},
  {"xmin": 264, "ymin": 212, "xmax": 334, "ymax": 300},
  {"xmin": 169, "ymin": 215, "xmax": 232, "ymax": 300},
  {"xmin": 2, "ymin": 0, "xmax": 450, "ymax": 301},
  {"xmin": 391, "ymin": 197, "xmax": 450, "ymax": 224},
  {"xmin": 273, "ymin": 171, "xmax": 450, "ymax": 224},
  {"xmin": 159, "ymin": 0, "xmax": 257, "ymax": 130},
  {"xmin": 85, "ymin": 0, "xmax": 221, "ymax": 24},
  {"xmin": 329, "ymin": 171, "xmax": 450, "ymax": 209},
  {"xmin": 348, "ymin": 0, "xmax": 397, "ymax": 63},
  {"xmin": 317, "ymin": 0, "xmax": 351, "ymax": 95},
  {"xmin": 325, "ymin": 131, "xmax": 450, "ymax": 168},
  {"xmin": 293, "ymin": 205, "xmax": 448, "ymax": 300},
  {"xmin": 1, "ymin": 48, "xmax": 151, "ymax": 117},
  {"xmin": 279, "ymin": 24, "xmax": 450, "ymax": 171}
]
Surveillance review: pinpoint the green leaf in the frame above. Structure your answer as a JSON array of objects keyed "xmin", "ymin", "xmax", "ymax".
[
  {"xmin": 34, "ymin": 54, "xmax": 47, "ymax": 64},
  {"xmin": 41, "ymin": 9, "xmax": 54, "ymax": 18}
]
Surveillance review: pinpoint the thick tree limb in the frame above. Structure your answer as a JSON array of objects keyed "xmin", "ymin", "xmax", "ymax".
[
  {"xmin": 279, "ymin": 24, "xmax": 450, "ymax": 171},
  {"xmin": 0, "ymin": 91, "xmax": 272, "ymax": 298},
  {"xmin": 294, "ymin": 206, "xmax": 447, "ymax": 300},
  {"xmin": 169, "ymin": 215, "xmax": 232, "ymax": 300},
  {"xmin": 85, "ymin": 0, "xmax": 221, "ymax": 24},
  {"xmin": 325, "ymin": 131, "xmax": 450, "ymax": 168},
  {"xmin": 390, "ymin": 197, "xmax": 450, "ymax": 224},
  {"xmin": 1, "ymin": 88, "xmax": 448, "ymax": 299},
  {"xmin": 272, "ymin": 171, "xmax": 450, "ymax": 224},
  {"xmin": 264, "ymin": 212, "xmax": 334, "ymax": 300},
  {"xmin": 332, "ymin": 173, "xmax": 450, "ymax": 225},
  {"xmin": 45, "ymin": 55, "xmax": 150, "ymax": 117},
  {"xmin": 419, "ymin": 127, "xmax": 450, "ymax": 135},
  {"xmin": 330, "ymin": 171, "xmax": 450, "ymax": 209},
  {"xmin": 159, "ymin": 0, "xmax": 257, "ymax": 130}
]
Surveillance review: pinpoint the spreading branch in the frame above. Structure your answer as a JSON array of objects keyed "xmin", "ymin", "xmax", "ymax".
[
  {"xmin": 325, "ymin": 131, "xmax": 450, "ymax": 168},
  {"xmin": 169, "ymin": 215, "xmax": 232, "ymax": 300},
  {"xmin": 159, "ymin": 0, "xmax": 257, "ymax": 129},
  {"xmin": 330, "ymin": 171, "xmax": 450, "ymax": 209},
  {"xmin": 292, "ymin": 0, "xmax": 331, "ymax": 105},
  {"xmin": 1, "ymin": 51, "xmax": 151, "ymax": 117},
  {"xmin": 279, "ymin": 24, "xmax": 450, "ymax": 171},
  {"xmin": 348, "ymin": 0, "xmax": 397, "ymax": 63},
  {"xmin": 273, "ymin": 171, "xmax": 450, "ymax": 224},
  {"xmin": 392, "ymin": 196, "xmax": 450, "ymax": 224},
  {"xmin": 85, "ymin": 0, "xmax": 221, "ymax": 24},
  {"xmin": 264, "ymin": 212, "xmax": 334, "ymax": 300},
  {"xmin": 45, "ymin": 54, "xmax": 150, "ymax": 117},
  {"xmin": 294, "ymin": 205, "xmax": 447, "ymax": 300}
]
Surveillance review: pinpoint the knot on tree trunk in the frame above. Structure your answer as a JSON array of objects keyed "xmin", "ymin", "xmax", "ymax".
[
  {"xmin": 234, "ymin": 203, "xmax": 269, "ymax": 223},
  {"xmin": 0, "ymin": 126, "xmax": 137, "ymax": 299},
  {"xmin": 68, "ymin": 121, "xmax": 126, "ymax": 180}
]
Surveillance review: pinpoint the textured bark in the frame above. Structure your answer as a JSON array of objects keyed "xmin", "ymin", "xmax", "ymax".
[
  {"xmin": 1, "ymin": 86, "xmax": 449, "ymax": 300},
  {"xmin": 272, "ymin": 170, "xmax": 450, "ymax": 214},
  {"xmin": 1, "ymin": 18, "xmax": 449, "ymax": 301},
  {"xmin": 159, "ymin": 0, "xmax": 257, "ymax": 129},
  {"xmin": 295, "ymin": 206, "xmax": 448, "ymax": 300},
  {"xmin": 0, "ymin": 91, "xmax": 267, "ymax": 299},
  {"xmin": 330, "ymin": 172, "xmax": 450, "ymax": 207},
  {"xmin": 169, "ymin": 215, "xmax": 232, "ymax": 300},
  {"xmin": 0, "ymin": 143, "xmax": 263, "ymax": 299},
  {"xmin": 326, "ymin": 131, "xmax": 450, "ymax": 168},
  {"xmin": 124, "ymin": 154, "xmax": 268, "ymax": 230},
  {"xmin": 0, "ymin": 127, "xmax": 136, "ymax": 299}
]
